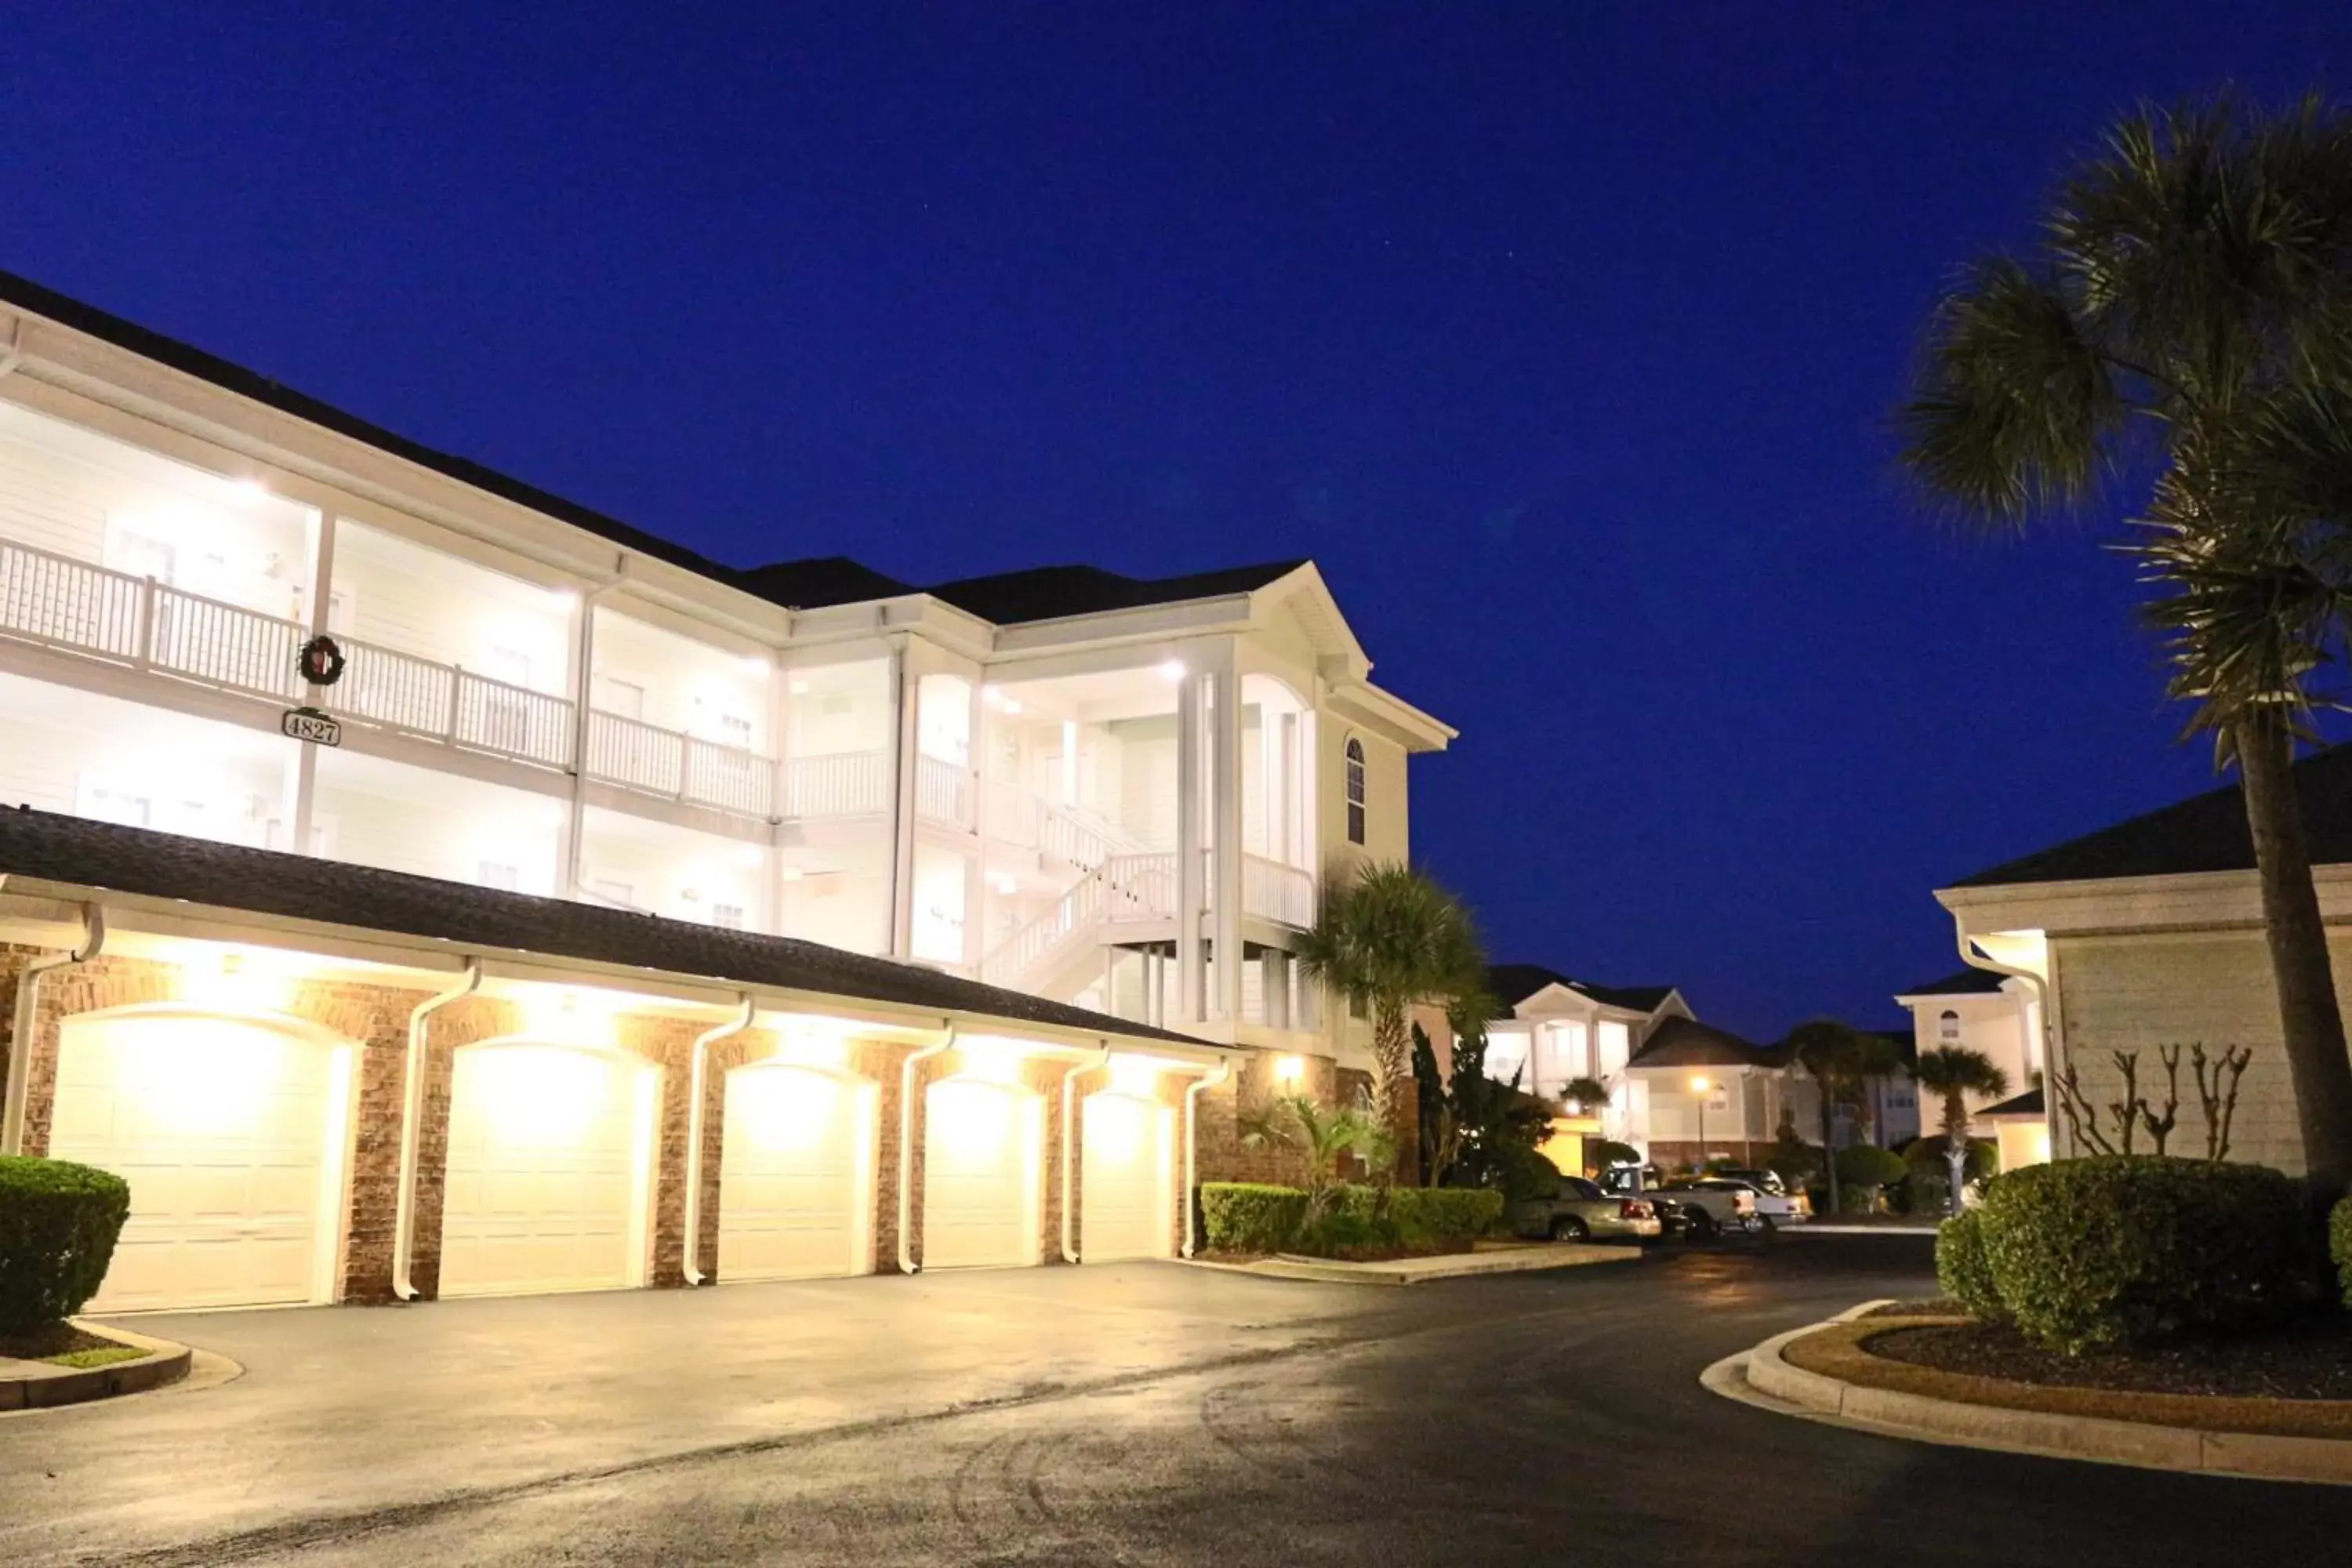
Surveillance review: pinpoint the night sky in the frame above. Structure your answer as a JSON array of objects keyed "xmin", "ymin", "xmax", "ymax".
[{"xmin": 5, "ymin": 5, "xmax": 2349, "ymax": 1038}]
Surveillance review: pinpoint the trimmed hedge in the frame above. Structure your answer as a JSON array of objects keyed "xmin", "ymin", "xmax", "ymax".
[
  {"xmin": 1392, "ymin": 1186, "xmax": 1504, "ymax": 1243},
  {"xmin": 1200, "ymin": 1183, "xmax": 1306, "ymax": 1254},
  {"xmin": 0, "ymin": 1155, "xmax": 131, "ymax": 1336},
  {"xmin": 2332, "ymin": 1196, "xmax": 2352, "ymax": 1311},
  {"xmin": 1198, "ymin": 1181, "xmax": 1504, "ymax": 1257},
  {"xmin": 1978, "ymin": 1156, "xmax": 2307, "ymax": 1354},
  {"xmin": 1935, "ymin": 1209, "xmax": 2003, "ymax": 1322}
]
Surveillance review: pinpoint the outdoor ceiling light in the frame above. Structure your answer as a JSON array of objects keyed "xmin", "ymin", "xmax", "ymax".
[{"xmin": 1157, "ymin": 659, "xmax": 1186, "ymax": 680}]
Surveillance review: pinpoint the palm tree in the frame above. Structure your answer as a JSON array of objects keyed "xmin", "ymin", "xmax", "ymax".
[
  {"xmin": 1561, "ymin": 1076, "xmax": 1612, "ymax": 1116},
  {"xmin": 1238, "ymin": 1093, "xmax": 1389, "ymax": 1223},
  {"xmin": 1294, "ymin": 862, "xmax": 1485, "ymax": 1180},
  {"xmin": 1898, "ymin": 95, "xmax": 2352, "ymax": 1200},
  {"xmin": 1912, "ymin": 1047, "xmax": 2011, "ymax": 1216},
  {"xmin": 1788, "ymin": 1019, "xmax": 1889, "ymax": 1216}
]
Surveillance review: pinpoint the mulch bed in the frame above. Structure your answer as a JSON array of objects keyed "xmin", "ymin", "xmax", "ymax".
[
  {"xmin": 0, "ymin": 1322, "xmax": 122, "ymax": 1361},
  {"xmin": 1867, "ymin": 1316, "xmax": 2352, "ymax": 1402},
  {"xmin": 1860, "ymin": 1298, "xmax": 1968, "ymax": 1319}
]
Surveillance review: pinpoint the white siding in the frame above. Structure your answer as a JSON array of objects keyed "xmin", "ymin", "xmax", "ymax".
[
  {"xmin": 594, "ymin": 610, "xmax": 769, "ymax": 747},
  {"xmin": 336, "ymin": 523, "xmax": 570, "ymax": 694},
  {"xmin": 313, "ymin": 749, "xmax": 563, "ymax": 893}
]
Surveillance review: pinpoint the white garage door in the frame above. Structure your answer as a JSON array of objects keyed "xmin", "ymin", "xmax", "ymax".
[
  {"xmin": 1080, "ymin": 1091, "xmax": 1176, "ymax": 1261},
  {"xmin": 49, "ymin": 1008, "xmax": 354, "ymax": 1313},
  {"xmin": 717, "ymin": 1062, "xmax": 878, "ymax": 1282},
  {"xmin": 438, "ymin": 1042, "xmax": 657, "ymax": 1298},
  {"xmin": 921, "ymin": 1076, "xmax": 1044, "ymax": 1270}
]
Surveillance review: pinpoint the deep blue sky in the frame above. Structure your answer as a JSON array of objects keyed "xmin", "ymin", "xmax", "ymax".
[{"xmin": 5, "ymin": 5, "xmax": 2348, "ymax": 1036}]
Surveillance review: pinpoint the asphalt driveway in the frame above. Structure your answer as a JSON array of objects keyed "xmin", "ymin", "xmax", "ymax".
[{"xmin": 9, "ymin": 1236, "xmax": 2352, "ymax": 1566}]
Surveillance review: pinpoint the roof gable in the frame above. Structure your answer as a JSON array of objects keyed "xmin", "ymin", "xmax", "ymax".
[{"xmin": 1626, "ymin": 1015, "xmax": 1782, "ymax": 1070}]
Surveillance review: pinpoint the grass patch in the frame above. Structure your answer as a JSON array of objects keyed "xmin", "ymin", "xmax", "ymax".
[{"xmin": 41, "ymin": 1345, "xmax": 147, "ymax": 1370}]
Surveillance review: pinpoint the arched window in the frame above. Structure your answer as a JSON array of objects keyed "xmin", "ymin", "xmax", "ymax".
[
  {"xmin": 1344, "ymin": 738, "xmax": 1367, "ymax": 845},
  {"xmin": 1938, "ymin": 1009, "xmax": 1960, "ymax": 1043}
]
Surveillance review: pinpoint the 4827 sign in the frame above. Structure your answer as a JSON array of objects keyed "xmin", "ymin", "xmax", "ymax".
[{"xmin": 281, "ymin": 706, "xmax": 343, "ymax": 747}]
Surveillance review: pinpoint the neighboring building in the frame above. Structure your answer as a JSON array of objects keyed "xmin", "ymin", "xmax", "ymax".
[
  {"xmin": 1479, "ymin": 964, "xmax": 1685, "ymax": 1133},
  {"xmin": 1851, "ymin": 1026, "xmax": 1922, "ymax": 1150},
  {"xmin": 1625, "ymin": 1016, "xmax": 1805, "ymax": 1169},
  {"xmin": 1934, "ymin": 743, "xmax": 2352, "ymax": 1177},
  {"xmin": 1894, "ymin": 965, "xmax": 2040, "ymax": 1138},
  {"xmin": 0, "ymin": 271, "xmax": 1455, "ymax": 1312}
]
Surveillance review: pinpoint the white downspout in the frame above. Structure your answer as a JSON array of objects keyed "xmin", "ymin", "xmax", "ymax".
[
  {"xmin": 1180, "ymin": 1055, "xmax": 1234, "ymax": 1259},
  {"xmin": 1060, "ymin": 1040, "xmax": 1112, "ymax": 1263},
  {"xmin": 682, "ymin": 994, "xmax": 756, "ymax": 1286},
  {"xmin": 0, "ymin": 893, "xmax": 105, "ymax": 1156},
  {"xmin": 896, "ymin": 1022, "xmax": 956, "ymax": 1275},
  {"xmin": 1955, "ymin": 924, "xmax": 2055, "ymax": 1148},
  {"xmin": 393, "ymin": 960, "xmax": 481, "ymax": 1301}
]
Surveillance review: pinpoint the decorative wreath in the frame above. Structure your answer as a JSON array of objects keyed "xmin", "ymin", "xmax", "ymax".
[{"xmin": 298, "ymin": 633, "xmax": 348, "ymax": 688}]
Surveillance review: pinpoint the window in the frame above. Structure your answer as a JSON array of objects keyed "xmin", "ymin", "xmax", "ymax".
[
  {"xmin": 1939, "ymin": 1009, "xmax": 1961, "ymax": 1042},
  {"xmin": 1344, "ymin": 738, "xmax": 1367, "ymax": 845},
  {"xmin": 719, "ymin": 713, "xmax": 753, "ymax": 750},
  {"xmin": 476, "ymin": 861, "xmax": 521, "ymax": 891},
  {"xmin": 711, "ymin": 902, "xmax": 746, "ymax": 931}
]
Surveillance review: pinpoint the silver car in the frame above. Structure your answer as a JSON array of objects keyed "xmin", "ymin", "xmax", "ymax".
[{"xmin": 1506, "ymin": 1172, "xmax": 1664, "ymax": 1243}]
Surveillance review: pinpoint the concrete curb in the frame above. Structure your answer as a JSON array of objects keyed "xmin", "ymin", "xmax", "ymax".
[
  {"xmin": 0, "ymin": 1320, "xmax": 192, "ymax": 1412},
  {"xmin": 1182, "ymin": 1243, "xmax": 1640, "ymax": 1286},
  {"xmin": 1711, "ymin": 1305, "xmax": 2352, "ymax": 1486}
]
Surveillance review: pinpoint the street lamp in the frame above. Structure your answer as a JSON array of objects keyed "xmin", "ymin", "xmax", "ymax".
[{"xmin": 1690, "ymin": 1074, "xmax": 1710, "ymax": 1165}]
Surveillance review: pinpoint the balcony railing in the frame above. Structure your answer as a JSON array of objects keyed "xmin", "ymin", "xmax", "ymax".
[
  {"xmin": 915, "ymin": 753, "xmax": 972, "ymax": 830},
  {"xmin": 781, "ymin": 749, "xmax": 889, "ymax": 820},
  {"xmin": 1243, "ymin": 854, "xmax": 1318, "ymax": 929},
  {"xmin": 585, "ymin": 710, "xmax": 775, "ymax": 818},
  {"xmin": 0, "ymin": 537, "xmax": 579, "ymax": 771}
]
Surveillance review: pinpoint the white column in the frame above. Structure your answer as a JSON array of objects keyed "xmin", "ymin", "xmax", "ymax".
[
  {"xmin": 284, "ymin": 508, "xmax": 337, "ymax": 855},
  {"xmin": 1210, "ymin": 655, "xmax": 1243, "ymax": 1022},
  {"xmin": 887, "ymin": 644, "xmax": 918, "ymax": 959},
  {"xmin": 561, "ymin": 590, "xmax": 602, "ymax": 898},
  {"xmin": 1174, "ymin": 665, "xmax": 1204, "ymax": 1023},
  {"xmin": 762, "ymin": 655, "xmax": 786, "ymax": 935}
]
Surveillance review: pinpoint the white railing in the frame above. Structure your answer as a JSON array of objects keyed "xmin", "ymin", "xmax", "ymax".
[
  {"xmin": 453, "ymin": 671, "xmax": 572, "ymax": 768},
  {"xmin": 915, "ymin": 753, "xmax": 971, "ymax": 829},
  {"xmin": 683, "ymin": 734, "xmax": 774, "ymax": 818},
  {"xmin": 148, "ymin": 586, "xmax": 303, "ymax": 701},
  {"xmin": 781, "ymin": 749, "xmax": 888, "ymax": 819},
  {"xmin": 336, "ymin": 635, "xmax": 459, "ymax": 736},
  {"xmin": 1038, "ymin": 798, "xmax": 1138, "ymax": 869},
  {"xmin": 585, "ymin": 710, "xmax": 775, "ymax": 818},
  {"xmin": 982, "ymin": 866, "xmax": 1107, "ymax": 986},
  {"xmin": 0, "ymin": 540, "xmax": 146, "ymax": 659},
  {"xmin": 1243, "ymin": 854, "xmax": 1317, "ymax": 928},
  {"xmin": 1101, "ymin": 852, "xmax": 1181, "ymax": 920}
]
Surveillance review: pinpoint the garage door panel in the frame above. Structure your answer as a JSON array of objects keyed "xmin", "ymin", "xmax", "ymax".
[
  {"xmin": 50, "ymin": 1011, "xmax": 350, "ymax": 1314},
  {"xmin": 1080, "ymin": 1093, "xmax": 1174, "ymax": 1262},
  {"xmin": 921, "ymin": 1078, "xmax": 1044, "ymax": 1271},
  {"xmin": 718, "ymin": 1065, "xmax": 876, "ymax": 1283},
  {"xmin": 437, "ymin": 1043, "xmax": 655, "ymax": 1299}
]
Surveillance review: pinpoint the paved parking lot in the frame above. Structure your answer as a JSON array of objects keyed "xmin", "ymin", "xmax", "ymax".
[{"xmin": 9, "ymin": 1236, "xmax": 2352, "ymax": 1566}]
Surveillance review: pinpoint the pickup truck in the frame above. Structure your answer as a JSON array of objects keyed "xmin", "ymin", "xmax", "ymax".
[{"xmin": 1596, "ymin": 1166, "xmax": 1761, "ymax": 1239}]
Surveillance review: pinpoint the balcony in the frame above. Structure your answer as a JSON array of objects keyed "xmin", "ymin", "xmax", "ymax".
[
  {"xmin": 584, "ymin": 710, "xmax": 775, "ymax": 818},
  {"xmin": 914, "ymin": 753, "xmax": 972, "ymax": 830},
  {"xmin": 780, "ymin": 750, "xmax": 889, "ymax": 820}
]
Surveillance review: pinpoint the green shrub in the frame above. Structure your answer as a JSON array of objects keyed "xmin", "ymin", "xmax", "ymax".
[
  {"xmin": 1904, "ymin": 1137, "xmax": 1997, "ymax": 1183},
  {"xmin": 1199, "ymin": 1182, "xmax": 1306, "ymax": 1254},
  {"xmin": 1978, "ymin": 1156, "xmax": 2308, "ymax": 1354},
  {"xmin": 1935, "ymin": 1210, "xmax": 2003, "ymax": 1321},
  {"xmin": 1295, "ymin": 1207, "xmax": 1388, "ymax": 1256},
  {"xmin": 1834, "ymin": 1144, "xmax": 1910, "ymax": 1189},
  {"xmin": 2332, "ymin": 1196, "xmax": 2352, "ymax": 1311},
  {"xmin": 0, "ymin": 1156, "xmax": 130, "ymax": 1336},
  {"xmin": 1392, "ymin": 1187, "xmax": 1504, "ymax": 1243}
]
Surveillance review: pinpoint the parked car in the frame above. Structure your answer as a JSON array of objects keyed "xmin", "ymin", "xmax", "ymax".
[
  {"xmin": 1599, "ymin": 1166, "xmax": 1761, "ymax": 1238},
  {"xmin": 1711, "ymin": 1167, "xmax": 1788, "ymax": 1196},
  {"xmin": 1672, "ymin": 1176, "xmax": 1809, "ymax": 1230},
  {"xmin": 1643, "ymin": 1192, "xmax": 1699, "ymax": 1241},
  {"xmin": 1506, "ymin": 1171, "xmax": 1664, "ymax": 1243}
]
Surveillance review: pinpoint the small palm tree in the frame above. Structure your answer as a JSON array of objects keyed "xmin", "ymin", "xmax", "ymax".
[
  {"xmin": 1239, "ymin": 1093, "xmax": 1389, "ymax": 1222},
  {"xmin": 1561, "ymin": 1076, "xmax": 1612, "ymax": 1116},
  {"xmin": 1294, "ymin": 862, "xmax": 1485, "ymax": 1180},
  {"xmin": 1897, "ymin": 93, "xmax": 2352, "ymax": 1197},
  {"xmin": 1788, "ymin": 1019, "xmax": 1880, "ymax": 1216},
  {"xmin": 1913, "ymin": 1047, "xmax": 2011, "ymax": 1215}
]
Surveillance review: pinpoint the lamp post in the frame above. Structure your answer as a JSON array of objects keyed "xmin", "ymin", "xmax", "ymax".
[{"xmin": 1690, "ymin": 1074, "xmax": 1710, "ymax": 1167}]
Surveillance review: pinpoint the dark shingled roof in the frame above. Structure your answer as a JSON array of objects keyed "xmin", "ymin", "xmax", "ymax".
[
  {"xmin": 1896, "ymin": 967, "xmax": 2010, "ymax": 998},
  {"xmin": 922, "ymin": 561, "xmax": 1305, "ymax": 625},
  {"xmin": 1978, "ymin": 1087, "xmax": 2046, "ymax": 1119},
  {"xmin": 1486, "ymin": 964, "xmax": 1675, "ymax": 1018},
  {"xmin": 1626, "ymin": 1015, "xmax": 1782, "ymax": 1070},
  {"xmin": 0, "ymin": 269, "xmax": 1311, "ymax": 633},
  {"xmin": 1955, "ymin": 743, "xmax": 2352, "ymax": 888},
  {"xmin": 0, "ymin": 807, "xmax": 1208, "ymax": 1047}
]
